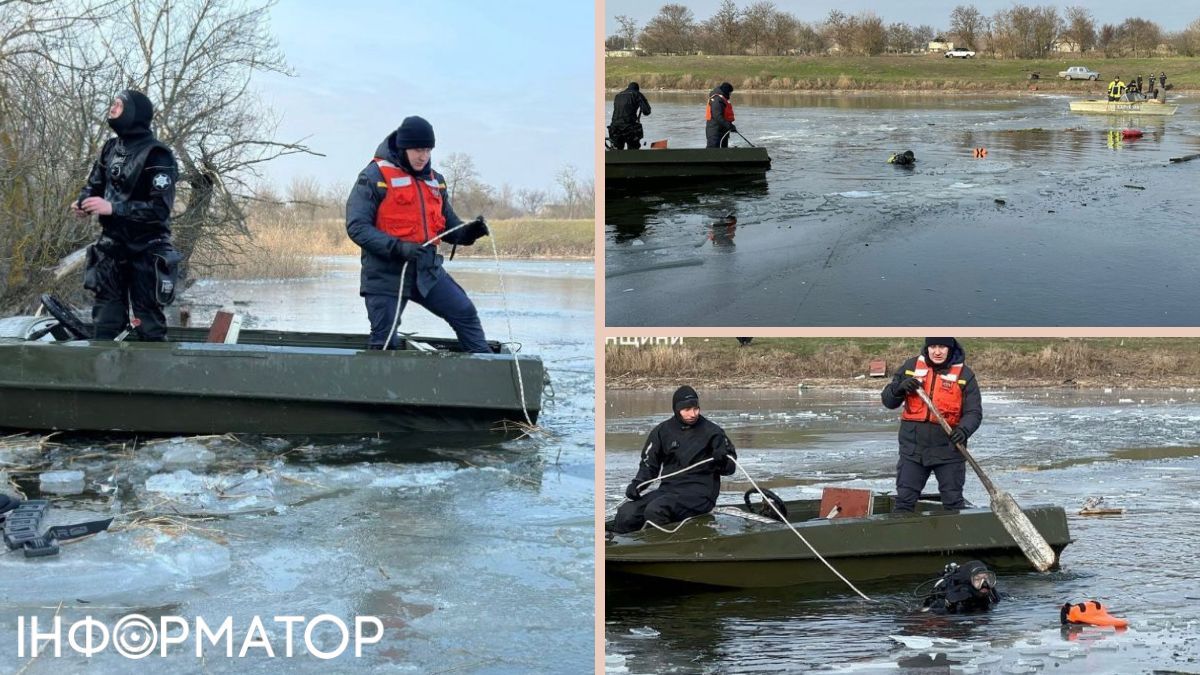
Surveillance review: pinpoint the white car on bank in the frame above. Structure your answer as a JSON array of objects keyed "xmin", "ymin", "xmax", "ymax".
[
  {"xmin": 944, "ymin": 48, "xmax": 976, "ymax": 58},
  {"xmin": 1058, "ymin": 66, "xmax": 1100, "ymax": 80}
]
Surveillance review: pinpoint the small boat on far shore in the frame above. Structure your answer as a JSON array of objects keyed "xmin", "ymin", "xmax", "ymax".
[
  {"xmin": 606, "ymin": 493, "xmax": 1070, "ymax": 589},
  {"xmin": 606, "ymin": 146, "xmax": 771, "ymax": 186},
  {"xmin": 1069, "ymin": 99, "xmax": 1178, "ymax": 116}
]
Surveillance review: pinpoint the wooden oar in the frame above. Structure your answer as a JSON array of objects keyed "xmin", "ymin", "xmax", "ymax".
[{"xmin": 914, "ymin": 387, "xmax": 1057, "ymax": 572}]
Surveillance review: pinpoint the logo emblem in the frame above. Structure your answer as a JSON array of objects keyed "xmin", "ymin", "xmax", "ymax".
[{"xmin": 152, "ymin": 173, "xmax": 171, "ymax": 190}]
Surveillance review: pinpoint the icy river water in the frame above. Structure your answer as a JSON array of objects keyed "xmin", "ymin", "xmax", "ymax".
[
  {"xmin": 0, "ymin": 258, "xmax": 595, "ymax": 673},
  {"xmin": 605, "ymin": 92, "xmax": 1200, "ymax": 326},
  {"xmin": 604, "ymin": 387, "xmax": 1200, "ymax": 674}
]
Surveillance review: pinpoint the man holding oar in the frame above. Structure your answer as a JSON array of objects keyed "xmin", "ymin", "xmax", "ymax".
[
  {"xmin": 608, "ymin": 386, "xmax": 737, "ymax": 534},
  {"xmin": 882, "ymin": 338, "xmax": 982, "ymax": 513}
]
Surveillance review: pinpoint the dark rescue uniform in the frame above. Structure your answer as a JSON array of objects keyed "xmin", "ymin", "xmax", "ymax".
[
  {"xmin": 78, "ymin": 96, "xmax": 179, "ymax": 341},
  {"xmin": 610, "ymin": 413, "xmax": 737, "ymax": 534},
  {"xmin": 608, "ymin": 84, "xmax": 651, "ymax": 150},
  {"xmin": 881, "ymin": 342, "xmax": 982, "ymax": 512}
]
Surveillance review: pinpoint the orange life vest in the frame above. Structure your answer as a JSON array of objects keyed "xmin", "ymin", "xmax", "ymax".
[
  {"xmin": 373, "ymin": 158, "xmax": 446, "ymax": 245},
  {"xmin": 1061, "ymin": 600, "xmax": 1128, "ymax": 628},
  {"xmin": 901, "ymin": 355, "xmax": 966, "ymax": 426},
  {"xmin": 705, "ymin": 94, "xmax": 735, "ymax": 122}
]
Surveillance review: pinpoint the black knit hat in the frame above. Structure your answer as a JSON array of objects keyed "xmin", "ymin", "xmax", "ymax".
[
  {"xmin": 628, "ymin": 82, "xmax": 640, "ymax": 91},
  {"xmin": 718, "ymin": 82, "xmax": 734, "ymax": 96},
  {"xmin": 672, "ymin": 385, "xmax": 700, "ymax": 412},
  {"xmin": 395, "ymin": 116, "xmax": 435, "ymax": 149},
  {"xmin": 924, "ymin": 337, "xmax": 954, "ymax": 349}
]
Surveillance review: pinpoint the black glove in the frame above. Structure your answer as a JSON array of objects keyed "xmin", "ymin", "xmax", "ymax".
[
  {"xmin": 948, "ymin": 427, "xmax": 968, "ymax": 445},
  {"xmin": 729, "ymin": 124, "xmax": 738, "ymax": 134},
  {"xmin": 467, "ymin": 215, "xmax": 489, "ymax": 241},
  {"xmin": 388, "ymin": 238, "xmax": 420, "ymax": 261},
  {"xmin": 625, "ymin": 481, "xmax": 642, "ymax": 501},
  {"xmin": 898, "ymin": 377, "xmax": 922, "ymax": 394}
]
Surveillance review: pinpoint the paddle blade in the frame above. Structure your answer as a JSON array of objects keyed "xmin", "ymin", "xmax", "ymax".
[{"xmin": 990, "ymin": 491, "xmax": 1057, "ymax": 572}]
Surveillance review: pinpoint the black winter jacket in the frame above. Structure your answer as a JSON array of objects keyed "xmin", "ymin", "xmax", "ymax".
[
  {"xmin": 632, "ymin": 414, "xmax": 736, "ymax": 503},
  {"xmin": 345, "ymin": 132, "xmax": 470, "ymax": 298},
  {"xmin": 881, "ymin": 347, "xmax": 982, "ymax": 466}
]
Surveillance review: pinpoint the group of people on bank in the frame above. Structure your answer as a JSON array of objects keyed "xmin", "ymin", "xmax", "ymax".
[
  {"xmin": 73, "ymin": 90, "xmax": 491, "ymax": 351},
  {"xmin": 608, "ymin": 337, "xmax": 981, "ymax": 534},
  {"xmin": 607, "ymin": 80, "xmax": 741, "ymax": 150}
]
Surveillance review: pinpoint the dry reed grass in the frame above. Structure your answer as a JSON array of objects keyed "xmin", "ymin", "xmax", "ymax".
[{"xmin": 606, "ymin": 338, "xmax": 1200, "ymax": 388}]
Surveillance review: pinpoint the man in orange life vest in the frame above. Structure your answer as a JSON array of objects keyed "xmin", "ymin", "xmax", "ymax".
[
  {"xmin": 345, "ymin": 116, "xmax": 490, "ymax": 351},
  {"xmin": 881, "ymin": 338, "xmax": 982, "ymax": 512},
  {"xmin": 705, "ymin": 82, "xmax": 737, "ymax": 148}
]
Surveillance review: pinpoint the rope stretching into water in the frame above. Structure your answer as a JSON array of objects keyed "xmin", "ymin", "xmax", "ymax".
[
  {"xmin": 731, "ymin": 456, "xmax": 874, "ymax": 602},
  {"xmin": 384, "ymin": 221, "xmax": 532, "ymax": 425}
]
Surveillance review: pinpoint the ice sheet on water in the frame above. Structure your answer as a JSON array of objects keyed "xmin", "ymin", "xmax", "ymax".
[
  {"xmin": 142, "ymin": 468, "xmax": 278, "ymax": 515},
  {"xmin": 628, "ymin": 626, "xmax": 660, "ymax": 638},
  {"xmin": 160, "ymin": 441, "xmax": 216, "ymax": 468},
  {"xmin": 39, "ymin": 469, "xmax": 86, "ymax": 494},
  {"xmin": 0, "ymin": 530, "xmax": 229, "ymax": 604}
]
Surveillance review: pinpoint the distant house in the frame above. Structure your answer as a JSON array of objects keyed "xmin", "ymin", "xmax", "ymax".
[
  {"xmin": 928, "ymin": 39, "xmax": 954, "ymax": 53},
  {"xmin": 1052, "ymin": 39, "xmax": 1080, "ymax": 53},
  {"xmin": 606, "ymin": 48, "xmax": 644, "ymax": 58}
]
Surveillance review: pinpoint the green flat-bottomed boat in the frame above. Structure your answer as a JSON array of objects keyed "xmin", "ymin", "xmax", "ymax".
[
  {"xmin": 0, "ymin": 315, "xmax": 544, "ymax": 436},
  {"xmin": 606, "ymin": 147, "xmax": 771, "ymax": 185},
  {"xmin": 607, "ymin": 494, "xmax": 1071, "ymax": 589}
]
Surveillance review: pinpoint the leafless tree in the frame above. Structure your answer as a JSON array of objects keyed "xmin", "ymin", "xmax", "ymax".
[
  {"xmin": 950, "ymin": 4, "xmax": 984, "ymax": 49},
  {"xmin": 823, "ymin": 10, "xmax": 856, "ymax": 54},
  {"xmin": 615, "ymin": 15, "xmax": 639, "ymax": 49},
  {"xmin": 742, "ymin": 2, "xmax": 776, "ymax": 56},
  {"xmin": 1097, "ymin": 23, "xmax": 1118, "ymax": 57},
  {"xmin": 700, "ymin": 0, "xmax": 741, "ymax": 55},
  {"xmin": 1062, "ymin": 6, "xmax": 1096, "ymax": 53},
  {"xmin": 639, "ymin": 4, "xmax": 697, "ymax": 55},
  {"xmin": 517, "ymin": 188, "xmax": 547, "ymax": 217},
  {"xmin": 852, "ymin": 12, "xmax": 887, "ymax": 56},
  {"xmin": 1117, "ymin": 18, "xmax": 1162, "ymax": 57}
]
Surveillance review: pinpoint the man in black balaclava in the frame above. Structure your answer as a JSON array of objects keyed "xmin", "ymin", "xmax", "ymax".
[
  {"xmin": 705, "ymin": 82, "xmax": 737, "ymax": 148},
  {"xmin": 882, "ymin": 338, "xmax": 982, "ymax": 512},
  {"xmin": 72, "ymin": 89, "xmax": 180, "ymax": 341},
  {"xmin": 345, "ymin": 116, "xmax": 490, "ymax": 351},
  {"xmin": 608, "ymin": 385, "xmax": 737, "ymax": 534},
  {"xmin": 608, "ymin": 82, "xmax": 651, "ymax": 150}
]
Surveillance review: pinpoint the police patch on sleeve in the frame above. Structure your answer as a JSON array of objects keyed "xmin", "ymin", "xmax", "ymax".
[{"xmin": 152, "ymin": 173, "xmax": 172, "ymax": 190}]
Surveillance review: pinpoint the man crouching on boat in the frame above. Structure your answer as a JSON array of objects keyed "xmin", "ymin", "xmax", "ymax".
[
  {"xmin": 881, "ymin": 338, "xmax": 982, "ymax": 513},
  {"xmin": 345, "ymin": 116, "xmax": 491, "ymax": 351},
  {"xmin": 608, "ymin": 386, "xmax": 737, "ymax": 534}
]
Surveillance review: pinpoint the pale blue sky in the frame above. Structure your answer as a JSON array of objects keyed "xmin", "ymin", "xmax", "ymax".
[
  {"xmin": 253, "ymin": 2, "xmax": 594, "ymax": 194},
  {"xmin": 606, "ymin": 1, "xmax": 1199, "ymax": 33}
]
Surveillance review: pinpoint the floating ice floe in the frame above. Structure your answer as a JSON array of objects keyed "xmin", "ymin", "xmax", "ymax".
[
  {"xmin": 143, "ymin": 468, "xmax": 278, "ymax": 515},
  {"xmin": 628, "ymin": 626, "xmax": 660, "ymax": 638},
  {"xmin": 39, "ymin": 469, "xmax": 86, "ymax": 494}
]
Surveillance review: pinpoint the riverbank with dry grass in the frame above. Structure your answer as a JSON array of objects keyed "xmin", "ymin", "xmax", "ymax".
[
  {"xmin": 193, "ymin": 218, "xmax": 594, "ymax": 280},
  {"xmin": 606, "ymin": 338, "xmax": 1200, "ymax": 390},
  {"xmin": 605, "ymin": 55, "xmax": 1200, "ymax": 93}
]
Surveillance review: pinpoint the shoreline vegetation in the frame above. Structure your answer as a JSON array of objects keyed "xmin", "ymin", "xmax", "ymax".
[
  {"xmin": 605, "ymin": 56, "xmax": 1200, "ymax": 93},
  {"xmin": 606, "ymin": 338, "xmax": 1200, "ymax": 390},
  {"xmin": 194, "ymin": 218, "xmax": 594, "ymax": 280}
]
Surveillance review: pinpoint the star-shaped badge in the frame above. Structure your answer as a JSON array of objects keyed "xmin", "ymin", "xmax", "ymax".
[{"xmin": 152, "ymin": 173, "xmax": 171, "ymax": 190}]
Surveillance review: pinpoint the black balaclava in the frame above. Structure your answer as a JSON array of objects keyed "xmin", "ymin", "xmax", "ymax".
[
  {"xmin": 393, "ymin": 115, "xmax": 435, "ymax": 176},
  {"xmin": 107, "ymin": 89, "xmax": 154, "ymax": 140},
  {"xmin": 672, "ymin": 385, "xmax": 700, "ymax": 424},
  {"xmin": 923, "ymin": 337, "xmax": 964, "ymax": 370}
]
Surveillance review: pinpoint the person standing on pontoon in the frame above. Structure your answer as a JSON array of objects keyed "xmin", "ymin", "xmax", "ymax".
[
  {"xmin": 705, "ymin": 82, "xmax": 737, "ymax": 148},
  {"xmin": 608, "ymin": 386, "xmax": 737, "ymax": 534},
  {"xmin": 345, "ymin": 116, "xmax": 491, "ymax": 351},
  {"xmin": 881, "ymin": 338, "xmax": 982, "ymax": 513}
]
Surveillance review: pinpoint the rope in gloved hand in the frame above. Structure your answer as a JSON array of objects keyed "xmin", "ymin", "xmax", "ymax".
[{"xmin": 383, "ymin": 219, "xmax": 533, "ymax": 426}]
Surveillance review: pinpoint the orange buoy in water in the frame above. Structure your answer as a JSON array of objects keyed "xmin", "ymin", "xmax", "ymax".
[
  {"xmin": 1122, "ymin": 129, "xmax": 1143, "ymax": 139},
  {"xmin": 1061, "ymin": 600, "xmax": 1129, "ymax": 628}
]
